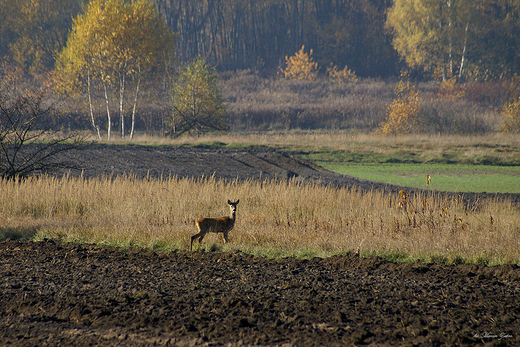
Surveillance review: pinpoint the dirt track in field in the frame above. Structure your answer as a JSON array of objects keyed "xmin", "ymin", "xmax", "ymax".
[{"xmin": 1, "ymin": 144, "xmax": 520, "ymax": 346}]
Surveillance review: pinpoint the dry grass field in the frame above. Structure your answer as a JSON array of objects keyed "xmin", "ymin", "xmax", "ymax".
[{"xmin": 1, "ymin": 171, "xmax": 518, "ymax": 265}]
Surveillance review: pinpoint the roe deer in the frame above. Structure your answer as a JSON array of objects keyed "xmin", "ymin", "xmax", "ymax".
[{"xmin": 191, "ymin": 200, "xmax": 239, "ymax": 251}]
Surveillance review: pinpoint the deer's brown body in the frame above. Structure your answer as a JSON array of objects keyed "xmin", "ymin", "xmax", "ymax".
[{"xmin": 191, "ymin": 200, "xmax": 239, "ymax": 251}]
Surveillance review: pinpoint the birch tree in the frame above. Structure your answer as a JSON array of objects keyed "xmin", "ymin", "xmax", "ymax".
[
  {"xmin": 386, "ymin": 0, "xmax": 474, "ymax": 81},
  {"xmin": 56, "ymin": 0, "xmax": 175, "ymax": 140}
]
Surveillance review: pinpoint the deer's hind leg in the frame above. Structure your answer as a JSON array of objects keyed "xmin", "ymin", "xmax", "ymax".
[
  {"xmin": 190, "ymin": 229, "xmax": 206, "ymax": 251},
  {"xmin": 190, "ymin": 234, "xmax": 205, "ymax": 251}
]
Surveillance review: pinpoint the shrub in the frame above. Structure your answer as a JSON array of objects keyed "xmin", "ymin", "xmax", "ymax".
[
  {"xmin": 501, "ymin": 97, "xmax": 520, "ymax": 133},
  {"xmin": 0, "ymin": 64, "xmax": 85, "ymax": 179},
  {"xmin": 420, "ymin": 100, "xmax": 491, "ymax": 135},
  {"xmin": 326, "ymin": 64, "xmax": 358, "ymax": 84},
  {"xmin": 436, "ymin": 77, "xmax": 465, "ymax": 100},
  {"xmin": 280, "ymin": 46, "xmax": 318, "ymax": 81},
  {"xmin": 166, "ymin": 57, "xmax": 228, "ymax": 137},
  {"xmin": 379, "ymin": 80, "xmax": 420, "ymax": 135}
]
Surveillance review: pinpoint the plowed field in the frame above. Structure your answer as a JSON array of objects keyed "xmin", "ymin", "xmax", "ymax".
[{"xmin": 1, "ymin": 239, "xmax": 519, "ymax": 346}]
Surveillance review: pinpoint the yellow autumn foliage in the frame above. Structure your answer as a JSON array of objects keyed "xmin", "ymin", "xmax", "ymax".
[
  {"xmin": 280, "ymin": 45, "xmax": 318, "ymax": 81},
  {"xmin": 379, "ymin": 80, "xmax": 420, "ymax": 135},
  {"xmin": 326, "ymin": 63, "xmax": 358, "ymax": 84},
  {"xmin": 501, "ymin": 97, "xmax": 520, "ymax": 133}
]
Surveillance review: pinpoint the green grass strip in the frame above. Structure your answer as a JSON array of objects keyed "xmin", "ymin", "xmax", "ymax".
[{"xmin": 315, "ymin": 162, "xmax": 520, "ymax": 193}]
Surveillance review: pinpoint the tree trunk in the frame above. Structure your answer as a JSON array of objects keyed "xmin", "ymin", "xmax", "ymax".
[
  {"xmin": 130, "ymin": 71, "xmax": 140, "ymax": 139},
  {"xmin": 119, "ymin": 73, "xmax": 125, "ymax": 139},
  {"xmin": 447, "ymin": 0, "xmax": 454, "ymax": 78},
  {"xmin": 103, "ymin": 82, "xmax": 111, "ymax": 141},
  {"xmin": 442, "ymin": 55, "xmax": 447, "ymax": 82},
  {"xmin": 87, "ymin": 71, "xmax": 101, "ymax": 140},
  {"xmin": 459, "ymin": 21, "xmax": 469, "ymax": 80}
]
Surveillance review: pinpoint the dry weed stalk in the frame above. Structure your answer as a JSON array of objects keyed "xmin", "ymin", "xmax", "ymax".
[{"xmin": 0, "ymin": 175, "xmax": 518, "ymax": 264}]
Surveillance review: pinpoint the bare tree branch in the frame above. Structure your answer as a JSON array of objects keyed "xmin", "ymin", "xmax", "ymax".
[{"xmin": 0, "ymin": 66, "xmax": 87, "ymax": 179}]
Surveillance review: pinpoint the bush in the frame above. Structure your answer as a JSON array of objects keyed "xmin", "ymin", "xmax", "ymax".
[
  {"xmin": 501, "ymin": 97, "xmax": 520, "ymax": 133},
  {"xmin": 166, "ymin": 57, "xmax": 228, "ymax": 137},
  {"xmin": 420, "ymin": 100, "xmax": 491, "ymax": 135},
  {"xmin": 0, "ymin": 65, "xmax": 85, "ymax": 179},
  {"xmin": 280, "ymin": 46, "xmax": 318, "ymax": 81},
  {"xmin": 379, "ymin": 80, "xmax": 420, "ymax": 135},
  {"xmin": 326, "ymin": 64, "xmax": 358, "ymax": 84}
]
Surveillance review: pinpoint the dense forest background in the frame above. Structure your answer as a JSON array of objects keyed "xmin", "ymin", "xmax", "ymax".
[
  {"xmin": 2, "ymin": 0, "xmax": 520, "ymax": 137},
  {"xmin": 3, "ymin": 0, "xmax": 520, "ymax": 79},
  {"xmin": 153, "ymin": 0, "xmax": 398, "ymax": 77},
  {"xmin": 1, "ymin": 0, "xmax": 399, "ymax": 77}
]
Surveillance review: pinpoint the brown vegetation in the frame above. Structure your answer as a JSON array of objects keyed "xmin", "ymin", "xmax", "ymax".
[
  {"xmin": 0, "ymin": 169, "xmax": 518, "ymax": 264},
  {"xmin": 221, "ymin": 72, "xmax": 507, "ymax": 134}
]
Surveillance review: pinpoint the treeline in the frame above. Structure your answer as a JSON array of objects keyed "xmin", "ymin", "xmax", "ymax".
[
  {"xmin": 387, "ymin": 0, "xmax": 520, "ymax": 81},
  {"xmin": 3, "ymin": 0, "xmax": 520, "ymax": 80},
  {"xmin": 153, "ymin": 0, "xmax": 398, "ymax": 77},
  {"xmin": 0, "ymin": 0, "xmax": 398, "ymax": 77}
]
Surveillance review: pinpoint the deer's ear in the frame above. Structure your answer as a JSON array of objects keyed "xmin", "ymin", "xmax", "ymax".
[
  {"xmin": 228, "ymin": 200, "xmax": 232, "ymax": 204},
  {"xmin": 236, "ymin": 200, "xmax": 239, "ymax": 204}
]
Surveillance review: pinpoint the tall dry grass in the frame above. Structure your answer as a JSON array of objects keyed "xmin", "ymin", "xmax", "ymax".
[{"xmin": 1, "ymin": 175, "xmax": 519, "ymax": 265}]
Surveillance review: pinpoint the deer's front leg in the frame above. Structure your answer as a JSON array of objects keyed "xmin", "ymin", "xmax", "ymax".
[{"xmin": 223, "ymin": 231, "xmax": 229, "ymax": 243}]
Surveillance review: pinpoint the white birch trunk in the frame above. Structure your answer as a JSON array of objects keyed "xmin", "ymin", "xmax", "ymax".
[
  {"xmin": 130, "ymin": 70, "xmax": 141, "ymax": 139},
  {"xmin": 87, "ymin": 72, "xmax": 101, "ymax": 140},
  {"xmin": 103, "ymin": 82, "xmax": 111, "ymax": 141},
  {"xmin": 119, "ymin": 73, "xmax": 125, "ymax": 139},
  {"xmin": 459, "ymin": 21, "xmax": 469, "ymax": 80}
]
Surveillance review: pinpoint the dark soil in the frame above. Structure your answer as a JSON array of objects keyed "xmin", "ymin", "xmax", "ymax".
[
  {"xmin": 57, "ymin": 144, "xmax": 380, "ymax": 187},
  {"xmin": 1, "ymin": 239, "xmax": 519, "ymax": 346},
  {"xmin": 1, "ymin": 144, "xmax": 520, "ymax": 346}
]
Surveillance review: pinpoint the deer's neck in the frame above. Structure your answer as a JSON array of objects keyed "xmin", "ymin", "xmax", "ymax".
[{"xmin": 229, "ymin": 210, "xmax": 236, "ymax": 222}]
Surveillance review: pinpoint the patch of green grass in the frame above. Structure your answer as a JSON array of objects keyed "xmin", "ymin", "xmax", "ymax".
[
  {"xmin": 299, "ymin": 146, "xmax": 520, "ymax": 166},
  {"xmin": 360, "ymin": 249, "xmax": 414, "ymax": 263},
  {"xmin": 299, "ymin": 149, "xmax": 404, "ymax": 164},
  {"xmin": 313, "ymin": 162, "xmax": 520, "ymax": 193},
  {"xmin": 183, "ymin": 141, "xmax": 228, "ymax": 149}
]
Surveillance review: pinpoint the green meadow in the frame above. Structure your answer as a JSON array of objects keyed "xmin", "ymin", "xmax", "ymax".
[
  {"xmin": 290, "ymin": 133, "xmax": 520, "ymax": 194},
  {"xmin": 311, "ymin": 162, "xmax": 520, "ymax": 193}
]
